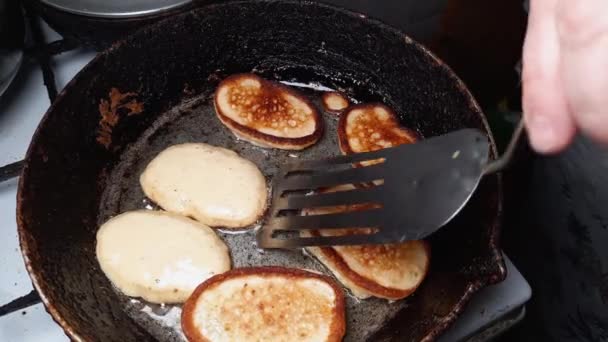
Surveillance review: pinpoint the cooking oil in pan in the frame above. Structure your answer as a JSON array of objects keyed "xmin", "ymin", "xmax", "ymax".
[{"xmin": 99, "ymin": 83, "xmax": 407, "ymax": 342}]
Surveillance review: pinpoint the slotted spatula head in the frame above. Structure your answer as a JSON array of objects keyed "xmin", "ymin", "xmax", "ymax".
[{"xmin": 256, "ymin": 128, "xmax": 490, "ymax": 248}]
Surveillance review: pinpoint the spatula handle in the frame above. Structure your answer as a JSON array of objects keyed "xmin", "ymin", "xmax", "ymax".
[{"xmin": 483, "ymin": 118, "xmax": 525, "ymax": 175}]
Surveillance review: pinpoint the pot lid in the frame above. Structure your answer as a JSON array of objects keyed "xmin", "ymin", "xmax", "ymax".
[{"xmin": 40, "ymin": 0, "xmax": 192, "ymax": 18}]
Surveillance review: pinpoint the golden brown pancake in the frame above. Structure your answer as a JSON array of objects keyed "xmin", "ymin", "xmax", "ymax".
[
  {"xmin": 181, "ymin": 267, "xmax": 345, "ymax": 342},
  {"xmin": 338, "ymin": 103, "xmax": 419, "ymax": 158},
  {"xmin": 214, "ymin": 73, "xmax": 323, "ymax": 150},
  {"xmin": 303, "ymin": 185, "xmax": 430, "ymax": 300},
  {"xmin": 95, "ymin": 210, "xmax": 231, "ymax": 304},
  {"xmin": 321, "ymin": 91, "xmax": 350, "ymax": 114},
  {"xmin": 140, "ymin": 143, "xmax": 267, "ymax": 229}
]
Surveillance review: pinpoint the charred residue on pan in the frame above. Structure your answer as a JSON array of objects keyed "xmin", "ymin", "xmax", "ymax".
[{"xmin": 97, "ymin": 88, "xmax": 144, "ymax": 148}]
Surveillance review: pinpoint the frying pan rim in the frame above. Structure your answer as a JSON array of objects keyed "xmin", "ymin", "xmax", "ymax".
[{"xmin": 16, "ymin": 1, "xmax": 506, "ymax": 341}]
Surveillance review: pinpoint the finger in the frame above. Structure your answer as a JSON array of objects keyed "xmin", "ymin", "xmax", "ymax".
[
  {"xmin": 522, "ymin": 0, "xmax": 576, "ymax": 154},
  {"xmin": 557, "ymin": 0, "xmax": 608, "ymax": 144}
]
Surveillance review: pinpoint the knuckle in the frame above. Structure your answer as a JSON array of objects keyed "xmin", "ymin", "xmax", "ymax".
[
  {"xmin": 521, "ymin": 64, "xmax": 549, "ymax": 93},
  {"xmin": 557, "ymin": 1, "xmax": 608, "ymax": 45},
  {"xmin": 521, "ymin": 80, "xmax": 543, "ymax": 114},
  {"xmin": 521, "ymin": 67, "xmax": 541, "ymax": 86}
]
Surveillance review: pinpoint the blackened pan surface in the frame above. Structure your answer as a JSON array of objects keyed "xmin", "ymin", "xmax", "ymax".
[{"xmin": 17, "ymin": 1, "xmax": 505, "ymax": 341}]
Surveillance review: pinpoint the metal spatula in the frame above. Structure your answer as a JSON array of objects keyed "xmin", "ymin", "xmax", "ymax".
[{"xmin": 257, "ymin": 121, "xmax": 524, "ymax": 248}]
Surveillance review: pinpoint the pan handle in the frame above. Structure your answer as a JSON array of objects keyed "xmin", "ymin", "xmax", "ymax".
[
  {"xmin": 0, "ymin": 160, "xmax": 24, "ymax": 183},
  {"xmin": 483, "ymin": 117, "xmax": 525, "ymax": 175}
]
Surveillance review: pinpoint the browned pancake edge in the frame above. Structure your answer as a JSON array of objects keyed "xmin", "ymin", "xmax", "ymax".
[
  {"xmin": 337, "ymin": 103, "xmax": 419, "ymax": 155},
  {"xmin": 307, "ymin": 235, "xmax": 431, "ymax": 300},
  {"xmin": 214, "ymin": 73, "xmax": 324, "ymax": 150},
  {"xmin": 181, "ymin": 266, "xmax": 346, "ymax": 342}
]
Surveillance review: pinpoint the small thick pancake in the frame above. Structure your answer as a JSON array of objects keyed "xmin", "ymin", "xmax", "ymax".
[
  {"xmin": 140, "ymin": 143, "xmax": 267, "ymax": 229},
  {"xmin": 321, "ymin": 91, "xmax": 350, "ymax": 114},
  {"xmin": 338, "ymin": 103, "xmax": 419, "ymax": 156},
  {"xmin": 214, "ymin": 73, "xmax": 323, "ymax": 150},
  {"xmin": 182, "ymin": 267, "xmax": 345, "ymax": 342},
  {"xmin": 96, "ymin": 210, "xmax": 231, "ymax": 304},
  {"xmin": 303, "ymin": 185, "xmax": 430, "ymax": 300}
]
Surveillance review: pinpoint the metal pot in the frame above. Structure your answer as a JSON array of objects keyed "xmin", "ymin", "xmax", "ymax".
[
  {"xmin": 24, "ymin": 0, "xmax": 196, "ymax": 47},
  {"xmin": 0, "ymin": 0, "xmax": 25, "ymax": 97}
]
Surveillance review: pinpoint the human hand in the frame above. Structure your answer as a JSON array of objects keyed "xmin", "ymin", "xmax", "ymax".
[{"xmin": 522, "ymin": 0, "xmax": 608, "ymax": 154}]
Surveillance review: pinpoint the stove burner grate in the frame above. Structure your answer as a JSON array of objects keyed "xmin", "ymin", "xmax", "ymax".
[{"xmin": 0, "ymin": 6, "xmax": 81, "ymax": 317}]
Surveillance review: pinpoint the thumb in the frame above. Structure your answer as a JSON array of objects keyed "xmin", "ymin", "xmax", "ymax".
[{"xmin": 522, "ymin": 0, "xmax": 576, "ymax": 154}]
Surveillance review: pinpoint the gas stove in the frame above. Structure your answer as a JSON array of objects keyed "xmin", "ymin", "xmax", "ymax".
[{"xmin": 0, "ymin": 10, "xmax": 531, "ymax": 342}]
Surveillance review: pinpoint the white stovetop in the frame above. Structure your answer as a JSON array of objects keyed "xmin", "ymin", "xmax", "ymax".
[{"xmin": 0, "ymin": 19, "xmax": 530, "ymax": 342}]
